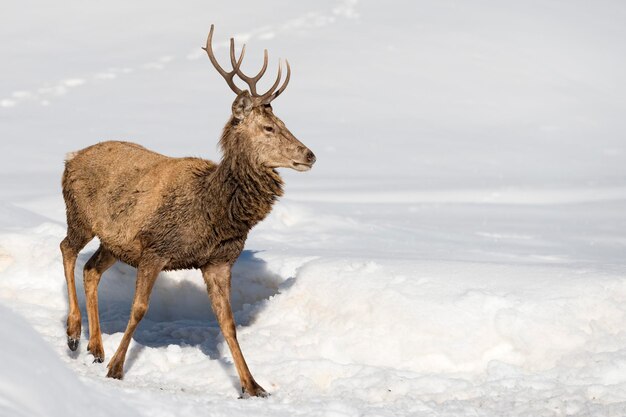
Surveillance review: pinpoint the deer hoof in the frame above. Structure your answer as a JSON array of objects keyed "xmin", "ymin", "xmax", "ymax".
[
  {"xmin": 87, "ymin": 343, "xmax": 105, "ymax": 363},
  {"xmin": 106, "ymin": 362, "xmax": 124, "ymax": 379},
  {"xmin": 106, "ymin": 368, "xmax": 123, "ymax": 379},
  {"xmin": 67, "ymin": 336, "xmax": 80, "ymax": 351},
  {"xmin": 240, "ymin": 384, "xmax": 270, "ymax": 399}
]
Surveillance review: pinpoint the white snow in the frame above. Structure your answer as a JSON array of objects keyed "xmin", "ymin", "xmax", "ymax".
[
  {"xmin": 1, "ymin": 0, "xmax": 626, "ymax": 416},
  {"xmin": 0, "ymin": 304, "xmax": 132, "ymax": 417}
]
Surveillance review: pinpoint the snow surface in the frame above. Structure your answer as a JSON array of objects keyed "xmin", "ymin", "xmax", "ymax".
[{"xmin": 1, "ymin": 0, "xmax": 626, "ymax": 416}]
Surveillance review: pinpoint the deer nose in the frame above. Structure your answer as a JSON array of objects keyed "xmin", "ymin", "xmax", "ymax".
[{"xmin": 305, "ymin": 150, "xmax": 316, "ymax": 165}]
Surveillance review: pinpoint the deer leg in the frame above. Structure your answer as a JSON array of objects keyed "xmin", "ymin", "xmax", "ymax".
[
  {"xmin": 106, "ymin": 256, "xmax": 165, "ymax": 379},
  {"xmin": 60, "ymin": 232, "xmax": 92, "ymax": 351},
  {"xmin": 202, "ymin": 263, "xmax": 268, "ymax": 398},
  {"xmin": 83, "ymin": 245, "xmax": 116, "ymax": 363}
]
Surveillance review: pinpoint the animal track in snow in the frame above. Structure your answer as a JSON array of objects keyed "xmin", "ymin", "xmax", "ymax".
[{"xmin": 0, "ymin": 0, "xmax": 358, "ymax": 109}]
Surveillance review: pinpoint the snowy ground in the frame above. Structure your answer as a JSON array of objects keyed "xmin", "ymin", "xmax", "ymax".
[{"xmin": 1, "ymin": 1, "xmax": 626, "ymax": 416}]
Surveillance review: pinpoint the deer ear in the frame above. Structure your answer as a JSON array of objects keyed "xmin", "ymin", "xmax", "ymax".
[{"xmin": 232, "ymin": 91, "xmax": 254, "ymax": 120}]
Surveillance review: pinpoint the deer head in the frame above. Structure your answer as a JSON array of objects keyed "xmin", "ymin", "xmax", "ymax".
[{"xmin": 203, "ymin": 25, "xmax": 316, "ymax": 172}]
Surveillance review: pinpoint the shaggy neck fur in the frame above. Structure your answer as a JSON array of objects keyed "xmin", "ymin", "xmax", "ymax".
[{"xmin": 200, "ymin": 120, "xmax": 284, "ymax": 231}]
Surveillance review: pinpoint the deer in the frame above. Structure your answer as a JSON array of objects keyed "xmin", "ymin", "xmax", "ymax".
[{"xmin": 59, "ymin": 25, "xmax": 315, "ymax": 398}]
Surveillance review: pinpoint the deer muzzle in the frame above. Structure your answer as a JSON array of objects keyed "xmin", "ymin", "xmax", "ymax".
[{"xmin": 291, "ymin": 147, "xmax": 316, "ymax": 172}]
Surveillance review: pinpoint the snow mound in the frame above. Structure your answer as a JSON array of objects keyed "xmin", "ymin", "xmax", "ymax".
[{"xmin": 0, "ymin": 304, "xmax": 131, "ymax": 417}]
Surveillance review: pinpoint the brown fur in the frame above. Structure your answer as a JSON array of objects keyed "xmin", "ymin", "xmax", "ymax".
[{"xmin": 60, "ymin": 93, "xmax": 315, "ymax": 397}]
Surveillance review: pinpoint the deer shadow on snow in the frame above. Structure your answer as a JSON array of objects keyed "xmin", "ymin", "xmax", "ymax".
[{"xmin": 66, "ymin": 248, "xmax": 292, "ymax": 388}]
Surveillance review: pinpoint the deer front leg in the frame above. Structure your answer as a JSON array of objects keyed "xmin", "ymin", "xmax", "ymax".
[
  {"xmin": 106, "ymin": 256, "xmax": 165, "ymax": 379},
  {"xmin": 202, "ymin": 263, "xmax": 268, "ymax": 398}
]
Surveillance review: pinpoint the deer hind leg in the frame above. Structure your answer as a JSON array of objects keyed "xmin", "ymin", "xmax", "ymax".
[
  {"xmin": 202, "ymin": 263, "xmax": 268, "ymax": 398},
  {"xmin": 83, "ymin": 245, "xmax": 116, "ymax": 363},
  {"xmin": 106, "ymin": 255, "xmax": 165, "ymax": 379},
  {"xmin": 60, "ymin": 230, "xmax": 93, "ymax": 351}
]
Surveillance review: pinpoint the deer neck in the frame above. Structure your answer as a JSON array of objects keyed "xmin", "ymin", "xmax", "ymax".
[{"xmin": 202, "ymin": 139, "xmax": 284, "ymax": 231}]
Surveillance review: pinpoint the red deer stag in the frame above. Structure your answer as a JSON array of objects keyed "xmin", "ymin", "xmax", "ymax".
[{"xmin": 60, "ymin": 24, "xmax": 315, "ymax": 398}]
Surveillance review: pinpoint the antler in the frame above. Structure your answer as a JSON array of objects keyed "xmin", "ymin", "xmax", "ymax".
[
  {"xmin": 203, "ymin": 24, "xmax": 245, "ymax": 95},
  {"xmin": 230, "ymin": 48, "xmax": 268, "ymax": 96},
  {"xmin": 204, "ymin": 25, "xmax": 291, "ymax": 104},
  {"xmin": 267, "ymin": 60, "xmax": 290, "ymax": 103}
]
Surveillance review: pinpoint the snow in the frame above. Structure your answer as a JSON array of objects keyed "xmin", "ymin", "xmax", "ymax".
[
  {"xmin": 0, "ymin": 304, "xmax": 132, "ymax": 417},
  {"xmin": 1, "ymin": 0, "xmax": 626, "ymax": 416}
]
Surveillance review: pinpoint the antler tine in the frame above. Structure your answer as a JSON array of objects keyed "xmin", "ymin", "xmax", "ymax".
[
  {"xmin": 265, "ymin": 59, "xmax": 291, "ymax": 103},
  {"xmin": 229, "ymin": 46, "xmax": 269, "ymax": 96},
  {"xmin": 254, "ymin": 50, "xmax": 270, "ymax": 85},
  {"xmin": 202, "ymin": 24, "xmax": 245, "ymax": 95},
  {"xmin": 257, "ymin": 60, "xmax": 283, "ymax": 103}
]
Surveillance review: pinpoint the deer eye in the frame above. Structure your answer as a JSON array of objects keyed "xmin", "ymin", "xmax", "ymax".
[{"xmin": 264, "ymin": 126, "xmax": 274, "ymax": 133}]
